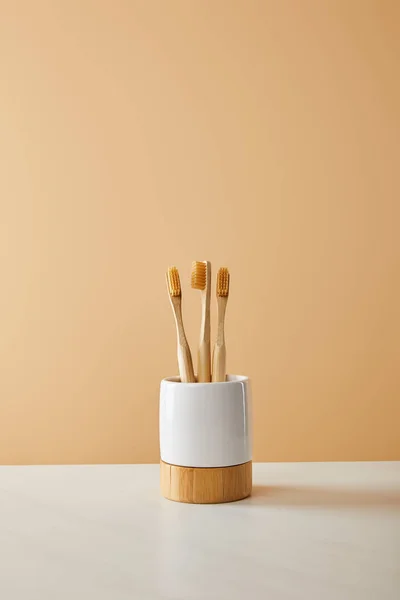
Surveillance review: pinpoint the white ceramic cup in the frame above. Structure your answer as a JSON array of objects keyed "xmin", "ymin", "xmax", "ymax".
[{"xmin": 159, "ymin": 375, "xmax": 252, "ymax": 468}]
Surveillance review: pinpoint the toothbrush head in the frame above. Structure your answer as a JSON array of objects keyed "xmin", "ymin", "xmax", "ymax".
[
  {"xmin": 191, "ymin": 261, "xmax": 207, "ymax": 290},
  {"xmin": 216, "ymin": 267, "xmax": 229, "ymax": 297},
  {"xmin": 166, "ymin": 266, "xmax": 181, "ymax": 297}
]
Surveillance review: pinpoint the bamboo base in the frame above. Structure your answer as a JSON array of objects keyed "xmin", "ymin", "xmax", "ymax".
[{"xmin": 160, "ymin": 460, "xmax": 252, "ymax": 504}]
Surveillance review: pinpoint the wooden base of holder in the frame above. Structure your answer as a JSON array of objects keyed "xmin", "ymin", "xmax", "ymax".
[{"xmin": 160, "ymin": 460, "xmax": 252, "ymax": 504}]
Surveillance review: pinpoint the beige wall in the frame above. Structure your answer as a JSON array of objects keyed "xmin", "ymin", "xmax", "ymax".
[{"xmin": 1, "ymin": 1, "xmax": 399, "ymax": 464}]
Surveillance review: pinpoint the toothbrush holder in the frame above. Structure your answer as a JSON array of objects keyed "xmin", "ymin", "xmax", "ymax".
[{"xmin": 159, "ymin": 375, "xmax": 252, "ymax": 503}]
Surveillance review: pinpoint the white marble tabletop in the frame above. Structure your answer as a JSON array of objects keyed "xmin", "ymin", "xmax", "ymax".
[{"xmin": 0, "ymin": 462, "xmax": 399, "ymax": 600}]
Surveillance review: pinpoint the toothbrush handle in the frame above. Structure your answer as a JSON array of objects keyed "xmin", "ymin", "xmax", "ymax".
[
  {"xmin": 197, "ymin": 264, "xmax": 211, "ymax": 382},
  {"xmin": 178, "ymin": 342, "xmax": 196, "ymax": 383},
  {"xmin": 197, "ymin": 340, "xmax": 211, "ymax": 382},
  {"xmin": 212, "ymin": 295, "xmax": 228, "ymax": 382},
  {"xmin": 172, "ymin": 296, "xmax": 195, "ymax": 383},
  {"xmin": 212, "ymin": 343, "xmax": 226, "ymax": 382}
]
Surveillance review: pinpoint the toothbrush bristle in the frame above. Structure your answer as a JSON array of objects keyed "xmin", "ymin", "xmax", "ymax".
[
  {"xmin": 217, "ymin": 267, "xmax": 229, "ymax": 297},
  {"xmin": 191, "ymin": 261, "xmax": 207, "ymax": 290},
  {"xmin": 167, "ymin": 266, "xmax": 181, "ymax": 296}
]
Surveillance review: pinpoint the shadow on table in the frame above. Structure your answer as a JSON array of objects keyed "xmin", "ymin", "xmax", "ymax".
[{"xmin": 246, "ymin": 485, "xmax": 400, "ymax": 510}]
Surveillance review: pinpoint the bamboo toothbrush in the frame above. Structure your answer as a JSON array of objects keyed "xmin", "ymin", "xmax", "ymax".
[
  {"xmin": 166, "ymin": 266, "xmax": 196, "ymax": 383},
  {"xmin": 212, "ymin": 267, "xmax": 230, "ymax": 382},
  {"xmin": 191, "ymin": 260, "xmax": 211, "ymax": 382}
]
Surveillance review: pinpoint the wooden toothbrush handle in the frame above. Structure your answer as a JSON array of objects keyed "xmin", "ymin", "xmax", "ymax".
[
  {"xmin": 172, "ymin": 296, "xmax": 195, "ymax": 383},
  {"xmin": 212, "ymin": 343, "xmax": 226, "ymax": 382},
  {"xmin": 197, "ymin": 340, "xmax": 211, "ymax": 383},
  {"xmin": 197, "ymin": 264, "xmax": 211, "ymax": 382},
  {"xmin": 178, "ymin": 342, "xmax": 196, "ymax": 383}
]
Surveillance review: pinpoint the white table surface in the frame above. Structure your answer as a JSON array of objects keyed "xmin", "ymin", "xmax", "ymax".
[{"xmin": 0, "ymin": 462, "xmax": 399, "ymax": 600}]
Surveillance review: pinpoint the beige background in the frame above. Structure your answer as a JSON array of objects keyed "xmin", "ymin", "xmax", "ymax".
[{"xmin": 1, "ymin": 1, "xmax": 399, "ymax": 464}]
